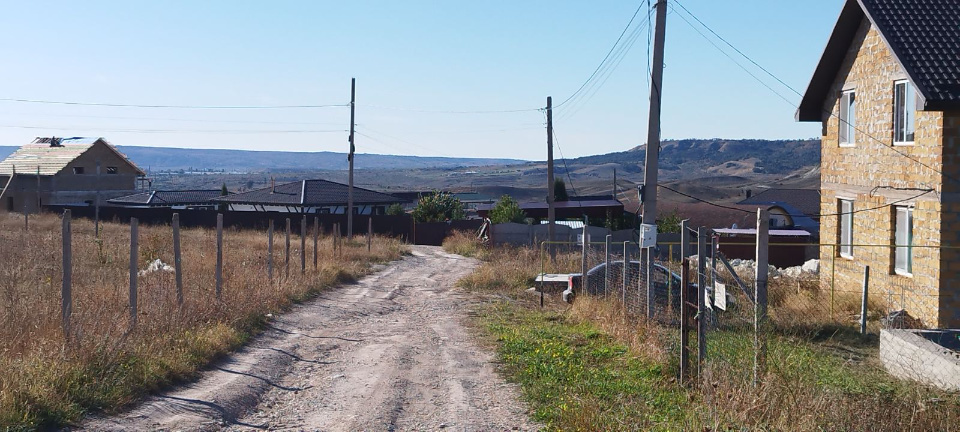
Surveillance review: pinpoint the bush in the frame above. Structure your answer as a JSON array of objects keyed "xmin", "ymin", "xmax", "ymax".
[
  {"xmin": 386, "ymin": 203, "xmax": 405, "ymax": 215},
  {"xmin": 489, "ymin": 195, "xmax": 527, "ymax": 224},
  {"xmin": 412, "ymin": 191, "xmax": 465, "ymax": 222}
]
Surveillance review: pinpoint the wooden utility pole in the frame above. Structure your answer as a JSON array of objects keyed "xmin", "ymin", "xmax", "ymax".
[
  {"xmin": 173, "ymin": 213, "xmax": 183, "ymax": 306},
  {"xmin": 129, "ymin": 218, "xmax": 139, "ymax": 328},
  {"xmin": 348, "ymin": 78, "xmax": 356, "ymax": 240},
  {"xmin": 546, "ymin": 96, "xmax": 555, "ymax": 248},
  {"xmin": 640, "ymin": 0, "xmax": 668, "ymax": 229}
]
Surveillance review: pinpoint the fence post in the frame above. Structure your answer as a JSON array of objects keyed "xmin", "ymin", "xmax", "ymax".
[
  {"xmin": 680, "ymin": 257, "xmax": 691, "ymax": 384},
  {"xmin": 697, "ymin": 227, "xmax": 708, "ymax": 381},
  {"xmin": 61, "ymin": 209, "xmax": 72, "ymax": 342},
  {"xmin": 173, "ymin": 213, "xmax": 183, "ymax": 306},
  {"xmin": 301, "ymin": 215, "xmax": 306, "ymax": 274},
  {"xmin": 680, "ymin": 220, "xmax": 691, "ymax": 259},
  {"xmin": 216, "ymin": 213, "xmax": 223, "ymax": 301},
  {"xmin": 313, "ymin": 216, "xmax": 319, "ymax": 270},
  {"xmin": 367, "ymin": 217, "xmax": 372, "ymax": 252},
  {"xmin": 129, "ymin": 217, "xmax": 139, "ymax": 329},
  {"xmin": 622, "ymin": 241, "xmax": 629, "ymax": 305},
  {"xmin": 646, "ymin": 246, "xmax": 654, "ymax": 320},
  {"xmin": 754, "ymin": 209, "xmax": 769, "ymax": 387},
  {"xmin": 581, "ymin": 222, "xmax": 588, "ymax": 294},
  {"xmin": 861, "ymin": 265, "xmax": 870, "ymax": 335},
  {"xmin": 604, "ymin": 235, "xmax": 611, "ymax": 297},
  {"xmin": 23, "ymin": 199, "xmax": 28, "ymax": 232},
  {"xmin": 285, "ymin": 218, "xmax": 291, "ymax": 278},
  {"xmin": 268, "ymin": 219, "xmax": 274, "ymax": 281}
]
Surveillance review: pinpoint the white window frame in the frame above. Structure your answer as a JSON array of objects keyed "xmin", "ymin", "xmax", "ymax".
[
  {"xmin": 839, "ymin": 199, "xmax": 854, "ymax": 258},
  {"xmin": 839, "ymin": 90, "xmax": 856, "ymax": 147},
  {"xmin": 894, "ymin": 206, "xmax": 914, "ymax": 276},
  {"xmin": 893, "ymin": 80, "xmax": 916, "ymax": 145}
]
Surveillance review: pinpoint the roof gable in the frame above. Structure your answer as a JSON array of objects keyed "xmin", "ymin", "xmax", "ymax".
[
  {"xmin": 0, "ymin": 137, "xmax": 145, "ymax": 176},
  {"xmin": 797, "ymin": 0, "xmax": 960, "ymax": 121},
  {"xmin": 737, "ymin": 188, "xmax": 821, "ymax": 217},
  {"xmin": 215, "ymin": 179, "xmax": 401, "ymax": 207}
]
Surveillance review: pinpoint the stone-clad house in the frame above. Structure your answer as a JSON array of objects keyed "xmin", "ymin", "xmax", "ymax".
[
  {"xmin": 797, "ymin": 0, "xmax": 960, "ymax": 328},
  {"xmin": 0, "ymin": 137, "xmax": 144, "ymax": 213}
]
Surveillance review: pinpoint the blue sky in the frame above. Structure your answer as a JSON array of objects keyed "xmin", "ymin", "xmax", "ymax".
[{"xmin": 0, "ymin": 1, "xmax": 840, "ymax": 160}]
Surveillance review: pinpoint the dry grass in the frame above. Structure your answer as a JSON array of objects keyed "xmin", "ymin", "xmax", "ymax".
[
  {"xmin": 452, "ymin": 240, "xmax": 960, "ymax": 431},
  {"xmin": 0, "ymin": 212, "xmax": 404, "ymax": 430}
]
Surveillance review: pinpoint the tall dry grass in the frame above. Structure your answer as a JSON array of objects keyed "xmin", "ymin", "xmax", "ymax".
[{"xmin": 0, "ymin": 212, "xmax": 404, "ymax": 429}]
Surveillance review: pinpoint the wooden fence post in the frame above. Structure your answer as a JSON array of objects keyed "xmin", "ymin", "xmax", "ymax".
[
  {"xmin": 61, "ymin": 210, "xmax": 72, "ymax": 342},
  {"xmin": 604, "ymin": 234, "xmax": 611, "ymax": 297},
  {"xmin": 622, "ymin": 241, "xmax": 629, "ymax": 305},
  {"xmin": 581, "ymin": 222, "xmax": 588, "ymax": 294},
  {"xmin": 313, "ymin": 216, "xmax": 319, "ymax": 270},
  {"xmin": 754, "ymin": 209, "xmax": 769, "ymax": 387},
  {"xmin": 300, "ymin": 215, "xmax": 306, "ymax": 274},
  {"xmin": 129, "ymin": 217, "xmax": 139, "ymax": 329},
  {"xmin": 268, "ymin": 219, "xmax": 274, "ymax": 281},
  {"xmin": 216, "ymin": 213, "xmax": 223, "ymax": 301},
  {"xmin": 173, "ymin": 213, "xmax": 183, "ymax": 306},
  {"xmin": 367, "ymin": 217, "xmax": 372, "ymax": 252},
  {"xmin": 285, "ymin": 218, "xmax": 291, "ymax": 278}
]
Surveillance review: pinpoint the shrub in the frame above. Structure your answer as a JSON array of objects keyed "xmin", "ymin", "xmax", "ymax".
[
  {"xmin": 412, "ymin": 191, "xmax": 465, "ymax": 222},
  {"xmin": 489, "ymin": 195, "xmax": 527, "ymax": 224}
]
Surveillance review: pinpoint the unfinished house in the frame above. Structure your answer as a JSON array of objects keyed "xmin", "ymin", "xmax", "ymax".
[
  {"xmin": 797, "ymin": 0, "xmax": 960, "ymax": 327},
  {"xmin": 0, "ymin": 137, "xmax": 145, "ymax": 213}
]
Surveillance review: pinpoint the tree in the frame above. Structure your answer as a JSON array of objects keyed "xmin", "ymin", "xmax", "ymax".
[
  {"xmin": 220, "ymin": 183, "xmax": 229, "ymax": 196},
  {"xmin": 386, "ymin": 203, "xmax": 405, "ymax": 215},
  {"xmin": 657, "ymin": 209, "xmax": 683, "ymax": 234},
  {"xmin": 488, "ymin": 195, "xmax": 527, "ymax": 224},
  {"xmin": 554, "ymin": 178, "xmax": 569, "ymax": 202},
  {"xmin": 412, "ymin": 191, "xmax": 465, "ymax": 222}
]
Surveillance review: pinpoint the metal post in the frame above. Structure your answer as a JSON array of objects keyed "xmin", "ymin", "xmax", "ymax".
[
  {"xmin": 697, "ymin": 227, "xmax": 708, "ymax": 380},
  {"xmin": 581, "ymin": 221, "xmax": 588, "ymax": 294},
  {"xmin": 129, "ymin": 217, "xmax": 139, "ymax": 328},
  {"xmin": 301, "ymin": 215, "xmax": 306, "ymax": 274},
  {"xmin": 861, "ymin": 266, "xmax": 870, "ymax": 335},
  {"xmin": 680, "ymin": 257, "xmax": 690, "ymax": 384},
  {"xmin": 622, "ymin": 242, "xmax": 629, "ymax": 305},
  {"xmin": 604, "ymin": 235, "xmax": 611, "ymax": 297},
  {"xmin": 754, "ymin": 209, "xmax": 769, "ymax": 387},
  {"xmin": 646, "ymin": 247, "xmax": 654, "ymax": 319},
  {"xmin": 216, "ymin": 213, "xmax": 223, "ymax": 300},
  {"xmin": 61, "ymin": 210, "xmax": 72, "ymax": 342},
  {"xmin": 313, "ymin": 216, "xmax": 319, "ymax": 270},
  {"xmin": 367, "ymin": 216, "xmax": 373, "ymax": 252},
  {"xmin": 173, "ymin": 213, "xmax": 183, "ymax": 306}
]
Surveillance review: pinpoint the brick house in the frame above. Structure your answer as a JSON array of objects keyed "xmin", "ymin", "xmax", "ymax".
[
  {"xmin": 797, "ymin": 0, "xmax": 960, "ymax": 327},
  {"xmin": 0, "ymin": 137, "xmax": 144, "ymax": 213}
]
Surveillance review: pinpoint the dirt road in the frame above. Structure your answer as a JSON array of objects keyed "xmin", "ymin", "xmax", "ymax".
[{"xmin": 82, "ymin": 246, "xmax": 539, "ymax": 432}]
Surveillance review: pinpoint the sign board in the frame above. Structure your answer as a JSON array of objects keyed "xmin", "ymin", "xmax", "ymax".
[
  {"xmin": 639, "ymin": 223, "xmax": 657, "ymax": 248},
  {"xmin": 714, "ymin": 282, "xmax": 727, "ymax": 311}
]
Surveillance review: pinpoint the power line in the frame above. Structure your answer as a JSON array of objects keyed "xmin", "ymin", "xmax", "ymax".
[
  {"xmin": 555, "ymin": 1, "xmax": 649, "ymax": 110},
  {"xmin": 0, "ymin": 97, "xmax": 349, "ymax": 110},
  {"xmin": 358, "ymin": 104, "xmax": 542, "ymax": 114},
  {"xmin": 550, "ymin": 124, "xmax": 580, "ymax": 201},
  {"xmin": 0, "ymin": 124, "xmax": 347, "ymax": 134},
  {"xmin": 0, "ymin": 112, "xmax": 344, "ymax": 126},
  {"xmin": 658, "ymin": 184, "xmax": 753, "ymax": 214}
]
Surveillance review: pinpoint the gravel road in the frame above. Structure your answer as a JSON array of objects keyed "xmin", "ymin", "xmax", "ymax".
[{"xmin": 80, "ymin": 246, "xmax": 539, "ymax": 432}]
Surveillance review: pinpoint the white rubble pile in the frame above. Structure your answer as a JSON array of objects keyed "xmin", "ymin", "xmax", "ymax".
[
  {"xmin": 139, "ymin": 259, "xmax": 174, "ymax": 276},
  {"xmin": 690, "ymin": 255, "xmax": 819, "ymax": 279}
]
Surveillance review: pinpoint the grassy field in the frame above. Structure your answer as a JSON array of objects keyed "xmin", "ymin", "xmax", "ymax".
[
  {"xmin": 445, "ymin": 231, "xmax": 960, "ymax": 431},
  {"xmin": 0, "ymin": 212, "xmax": 404, "ymax": 430}
]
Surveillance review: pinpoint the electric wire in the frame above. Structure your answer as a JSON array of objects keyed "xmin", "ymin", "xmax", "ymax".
[
  {"xmin": 0, "ymin": 97, "xmax": 349, "ymax": 110},
  {"xmin": 0, "ymin": 124, "xmax": 348, "ymax": 134},
  {"xmin": 358, "ymin": 104, "xmax": 542, "ymax": 114}
]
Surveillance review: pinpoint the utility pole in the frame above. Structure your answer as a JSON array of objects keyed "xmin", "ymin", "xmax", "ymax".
[
  {"xmin": 546, "ymin": 96, "xmax": 555, "ymax": 249},
  {"xmin": 347, "ymin": 78, "xmax": 356, "ymax": 240},
  {"xmin": 640, "ymin": 0, "xmax": 668, "ymax": 232},
  {"xmin": 612, "ymin": 168, "xmax": 617, "ymax": 199}
]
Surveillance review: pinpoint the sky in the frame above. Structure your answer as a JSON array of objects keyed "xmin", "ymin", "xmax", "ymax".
[{"xmin": 0, "ymin": 1, "xmax": 842, "ymax": 160}]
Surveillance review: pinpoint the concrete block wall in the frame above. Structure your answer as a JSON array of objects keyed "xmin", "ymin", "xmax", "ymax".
[{"xmin": 817, "ymin": 19, "xmax": 951, "ymax": 327}]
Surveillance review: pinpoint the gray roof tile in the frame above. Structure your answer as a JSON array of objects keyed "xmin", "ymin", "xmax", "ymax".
[{"xmin": 215, "ymin": 179, "xmax": 400, "ymax": 206}]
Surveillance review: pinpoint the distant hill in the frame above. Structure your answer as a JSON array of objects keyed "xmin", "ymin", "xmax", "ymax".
[
  {"xmin": 558, "ymin": 138, "xmax": 820, "ymax": 178},
  {"xmin": 0, "ymin": 146, "xmax": 15, "ymax": 161}
]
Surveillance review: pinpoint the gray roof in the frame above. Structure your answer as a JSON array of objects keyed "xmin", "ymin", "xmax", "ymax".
[
  {"xmin": 0, "ymin": 137, "xmax": 145, "ymax": 176},
  {"xmin": 797, "ymin": 0, "xmax": 960, "ymax": 121},
  {"xmin": 737, "ymin": 188, "xmax": 821, "ymax": 217},
  {"xmin": 108, "ymin": 190, "xmax": 223, "ymax": 206},
  {"xmin": 214, "ymin": 179, "xmax": 401, "ymax": 207}
]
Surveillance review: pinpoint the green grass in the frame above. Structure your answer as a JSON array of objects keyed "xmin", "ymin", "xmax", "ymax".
[{"xmin": 479, "ymin": 301, "xmax": 695, "ymax": 431}]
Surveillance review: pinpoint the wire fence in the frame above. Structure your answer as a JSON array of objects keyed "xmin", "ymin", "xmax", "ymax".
[{"xmin": 540, "ymin": 219, "xmax": 960, "ymax": 405}]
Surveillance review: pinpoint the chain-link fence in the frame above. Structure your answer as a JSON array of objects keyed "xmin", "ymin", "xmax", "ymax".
[{"xmin": 539, "ymin": 223, "xmax": 960, "ymax": 408}]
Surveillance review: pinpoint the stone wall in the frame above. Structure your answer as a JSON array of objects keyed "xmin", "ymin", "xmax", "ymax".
[{"xmin": 817, "ymin": 19, "xmax": 952, "ymax": 327}]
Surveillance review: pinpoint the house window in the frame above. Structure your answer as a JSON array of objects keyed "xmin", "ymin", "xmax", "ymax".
[
  {"xmin": 894, "ymin": 81, "xmax": 916, "ymax": 144},
  {"xmin": 894, "ymin": 206, "xmax": 913, "ymax": 275},
  {"xmin": 839, "ymin": 90, "xmax": 855, "ymax": 146},
  {"xmin": 106, "ymin": 166, "xmax": 118, "ymax": 174},
  {"xmin": 839, "ymin": 199, "xmax": 853, "ymax": 258},
  {"xmin": 72, "ymin": 167, "xmax": 85, "ymax": 174}
]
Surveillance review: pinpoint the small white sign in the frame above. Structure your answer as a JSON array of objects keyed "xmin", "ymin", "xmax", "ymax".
[
  {"xmin": 714, "ymin": 282, "xmax": 727, "ymax": 311},
  {"xmin": 639, "ymin": 224, "xmax": 657, "ymax": 248}
]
